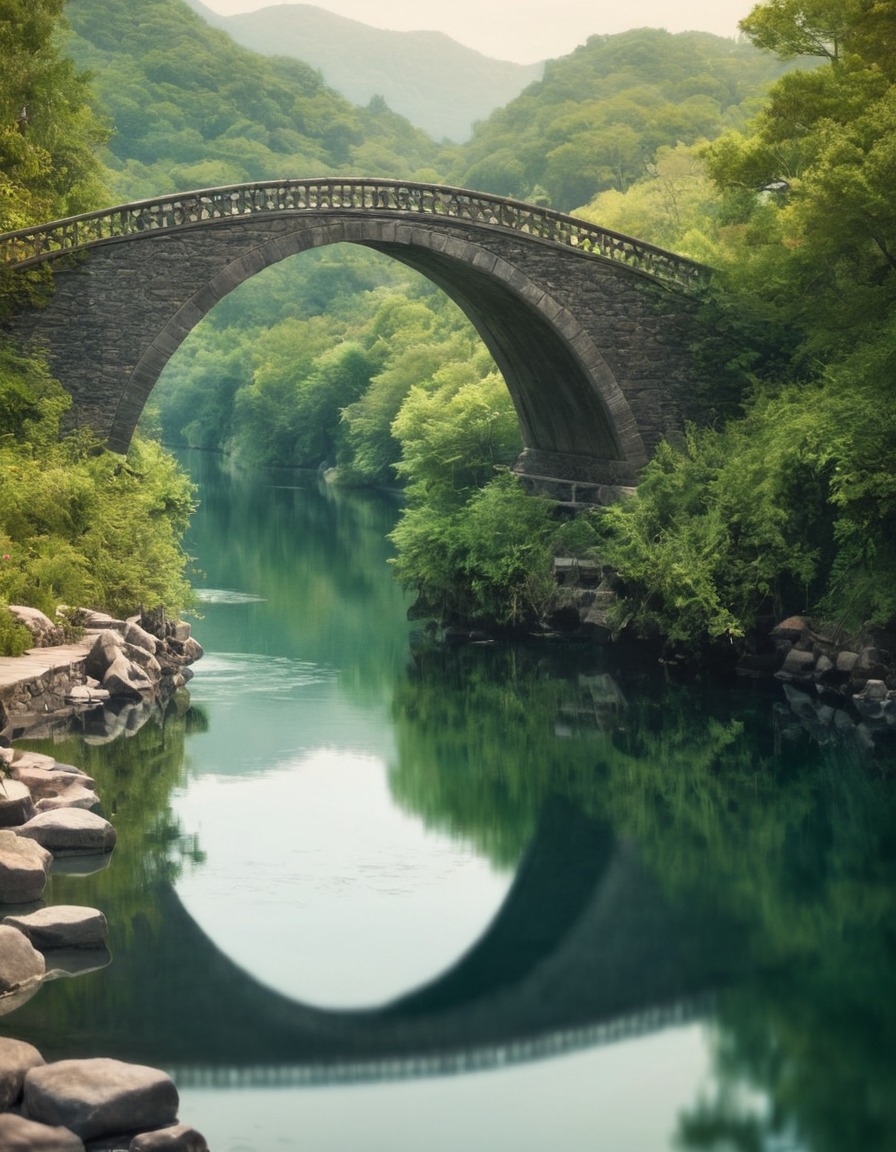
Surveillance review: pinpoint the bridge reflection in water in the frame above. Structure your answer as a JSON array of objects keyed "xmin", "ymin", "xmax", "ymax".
[{"xmin": 6, "ymin": 798, "xmax": 744, "ymax": 1089}]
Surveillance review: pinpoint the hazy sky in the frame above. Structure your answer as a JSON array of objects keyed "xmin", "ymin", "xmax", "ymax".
[{"xmin": 199, "ymin": 0, "xmax": 756, "ymax": 63}]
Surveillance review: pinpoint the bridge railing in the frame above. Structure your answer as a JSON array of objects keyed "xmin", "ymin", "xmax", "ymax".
[{"xmin": 0, "ymin": 178, "xmax": 708, "ymax": 291}]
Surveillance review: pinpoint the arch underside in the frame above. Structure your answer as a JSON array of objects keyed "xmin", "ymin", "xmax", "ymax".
[{"xmin": 111, "ymin": 217, "xmax": 647, "ymax": 485}]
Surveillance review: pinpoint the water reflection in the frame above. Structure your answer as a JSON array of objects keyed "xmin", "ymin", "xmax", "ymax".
[{"xmin": 1, "ymin": 456, "xmax": 893, "ymax": 1151}]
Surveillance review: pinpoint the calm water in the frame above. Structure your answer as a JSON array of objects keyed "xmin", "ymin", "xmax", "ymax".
[{"xmin": 4, "ymin": 451, "xmax": 896, "ymax": 1151}]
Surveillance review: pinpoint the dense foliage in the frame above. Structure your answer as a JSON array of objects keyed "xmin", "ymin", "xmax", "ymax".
[
  {"xmin": 0, "ymin": 0, "xmax": 108, "ymax": 231},
  {"xmin": 0, "ymin": 1, "xmax": 197, "ymax": 652},
  {"xmin": 590, "ymin": 0, "xmax": 896, "ymax": 648},
  {"xmin": 0, "ymin": 351, "xmax": 195, "ymax": 652}
]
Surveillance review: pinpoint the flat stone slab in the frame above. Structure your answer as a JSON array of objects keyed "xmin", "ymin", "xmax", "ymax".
[
  {"xmin": 12, "ymin": 763, "xmax": 97, "ymax": 802},
  {"xmin": 130, "ymin": 1123, "xmax": 210, "ymax": 1151},
  {"xmin": 0, "ymin": 922, "xmax": 45, "ymax": 993},
  {"xmin": 0, "ymin": 829, "xmax": 52, "ymax": 903},
  {"xmin": 24, "ymin": 1058, "xmax": 179, "ymax": 1142},
  {"xmin": 16, "ymin": 809, "xmax": 117, "ymax": 856},
  {"xmin": 34, "ymin": 781, "xmax": 102, "ymax": 813},
  {"xmin": 0, "ymin": 642, "xmax": 92, "ymax": 692},
  {"xmin": 0, "ymin": 1111, "xmax": 85, "ymax": 1150},
  {"xmin": 0, "ymin": 1035, "xmax": 45, "ymax": 1110},
  {"xmin": 3, "ymin": 905, "xmax": 108, "ymax": 950}
]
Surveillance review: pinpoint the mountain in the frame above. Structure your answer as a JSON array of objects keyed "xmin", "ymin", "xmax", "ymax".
[
  {"xmin": 64, "ymin": 0, "xmax": 442, "ymax": 201},
  {"xmin": 183, "ymin": 0, "xmax": 543, "ymax": 142},
  {"xmin": 447, "ymin": 28, "xmax": 800, "ymax": 211}
]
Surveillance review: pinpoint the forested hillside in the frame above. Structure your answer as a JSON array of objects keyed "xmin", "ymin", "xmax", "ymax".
[
  {"xmin": 184, "ymin": 0, "xmax": 543, "ymax": 143},
  {"xmin": 447, "ymin": 28, "xmax": 797, "ymax": 211},
  {"xmin": 63, "ymin": 0, "xmax": 441, "ymax": 199}
]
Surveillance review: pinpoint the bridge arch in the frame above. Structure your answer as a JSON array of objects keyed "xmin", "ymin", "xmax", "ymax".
[
  {"xmin": 2, "ymin": 180, "xmax": 707, "ymax": 502},
  {"xmin": 125, "ymin": 217, "xmax": 644, "ymax": 472}
]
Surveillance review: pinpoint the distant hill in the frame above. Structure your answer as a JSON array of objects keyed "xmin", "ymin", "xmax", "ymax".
[
  {"xmin": 64, "ymin": 0, "xmax": 442, "ymax": 201},
  {"xmin": 183, "ymin": 0, "xmax": 543, "ymax": 142},
  {"xmin": 448, "ymin": 28, "xmax": 800, "ymax": 211}
]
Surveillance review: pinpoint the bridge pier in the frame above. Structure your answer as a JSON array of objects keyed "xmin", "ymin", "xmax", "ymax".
[{"xmin": 513, "ymin": 448, "xmax": 638, "ymax": 507}]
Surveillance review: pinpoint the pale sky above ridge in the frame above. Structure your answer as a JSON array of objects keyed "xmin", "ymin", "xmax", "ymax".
[{"xmin": 199, "ymin": 0, "xmax": 756, "ymax": 64}]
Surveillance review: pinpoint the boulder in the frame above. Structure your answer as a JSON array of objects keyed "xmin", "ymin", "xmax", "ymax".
[
  {"xmin": 771, "ymin": 616, "xmax": 810, "ymax": 643},
  {"xmin": 10, "ymin": 750, "xmax": 57, "ymax": 772},
  {"xmin": 16, "ymin": 809, "xmax": 117, "ymax": 856},
  {"xmin": 0, "ymin": 779, "xmax": 36, "ymax": 828},
  {"xmin": 0, "ymin": 1112, "xmax": 84, "ymax": 1151},
  {"xmin": 124, "ymin": 620, "xmax": 158, "ymax": 655},
  {"xmin": 0, "ymin": 923, "xmax": 45, "ymax": 993},
  {"xmin": 3, "ymin": 906, "xmax": 108, "ymax": 951},
  {"xmin": 130, "ymin": 1124, "xmax": 210, "ymax": 1151},
  {"xmin": 84, "ymin": 630, "xmax": 126, "ymax": 682},
  {"xmin": 7, "ymin": 606, "xmax": 64, "ymax": 648},
  {"xmin": 0, "ymin": 829, "xmax": 52, "ymax": 902},
  {"xmin": 836, "ymin": 650, "xmax": 860, "ymax": 674},
  {"xmin": 24, "ymin": 1059, "xmax": 179, "ymax": 1142},
  {"xmin": 10, "ymin": 763, "xmax": 97, "ymax": 802},
  {"xmin": 102, "ymin": 654, "xmax": 155, "ymax": 699},
  {"xmin": 775, "ymin": 648, "xmax": 816, "ymax": 681},
  {"xmin": 119, "ymin": 641, "xmax": 161, "ymax": 677},
  {"xmin": 0, "ymin": 1035, "xmax": 45, "ymax": 1110},
  {"xmin": 34, "ymin": 781, "xmax": 101, "ymax": 813}
]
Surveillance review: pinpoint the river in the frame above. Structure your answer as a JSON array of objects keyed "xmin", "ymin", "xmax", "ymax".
[{"xmin": 4, "ymin": 450, "xmax": 896, "ymax": 1151}]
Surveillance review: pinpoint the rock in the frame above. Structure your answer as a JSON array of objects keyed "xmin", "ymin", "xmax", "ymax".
[
  {"xmin": 836, "ymin": 650, "xmax": 860, "ymax": 674},
  {"xmin": 123, "ymin": 621, "xmax": 158, "ymax": 655},
  {"xmin": 3, "ymin": 906, "xmax": 108, "ymax": 951},
  {"xmin": 855, "ymin": 646, "xmax": 890, "ymax": 682},
  {"xmin": 10, "ymin": 750, "xmax": 58, "ymax": 771},
  {"xmin": 180, "ymin": 637, "xmax": 203, "ymax": 665},
  {"xmin": 775, "ymin": 648, "xmax": 816, "ymax": 681},
  {"xmin": 84, "ymin": 630, "xmax": 126, "ymax": 682},
  {"xmin": 102, "ymin": 655, "xmax": 155, "ymax": 699},
  {"xmin": 0, "ymin": 779, "xmax": 36, "ymax": 828},
  {"xmin": 0, "ymin": 1112, "xmax": 85, "ymax": 1151},
  {"xmin": 8, "ymin": 606, "xmax": 65, "ymax": 648},
  {"xmin": 33, "ymin": 781, "xmax": 101, "ymax": 813},
  {"xmin": 24, "ymin": 1059, "xmax": 179, "ymax": 1142},
  {"xmin": 79, "ymin": 611, "xmax": 126, "ymax": 633},
  {"xmin": 172, "ymin": 620, "xmax": 192, "ymax": 643},
  {"xmin": 771, "ymin": 616, "xmax": 810, "ymax": 643},
  {"xmin": 0, "ymin": 830, "xmax": 52, "ymax": 903},
  {"xmin": 860, "ymin": 679, "xmax": 888, "ymax": 701},
  {"xmin": 120, "ymin": 642, "xmax": 161, "ymax": 677},
  {"xmin": 0, "ymin": 923, "xmax": 45, "ymax": 993},
  {"xmin": 0, "ymin": 1036, "xmax": 45, "ymax": 1110},
  {"xmin": 10, "ymin": 763, "xmax": 97, "ymax": 802},
  {"xmin": 16, "ymin": 809, "xmax": 117, "ymax": 856},
  {"xmin": 65, "ymin": 685, "xmax": 111, "ymax": 706},
  {"xmin": 129, "ymin": 1124, "xmax": 210, "ymax": 1151}
]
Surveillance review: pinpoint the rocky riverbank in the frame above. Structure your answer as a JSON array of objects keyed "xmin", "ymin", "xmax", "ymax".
[
  {"xmin": 0, "ymin": 607, "xmax": 202, "ymax": 743},
  {"xmin": 0, "ymin": 606, "xmax": 208, "ymax": 1149}
]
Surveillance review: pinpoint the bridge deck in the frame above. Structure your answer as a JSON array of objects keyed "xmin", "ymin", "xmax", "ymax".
[{"xmin": 0, "ymin": 178, "xmax": 708, "ymax": 292}]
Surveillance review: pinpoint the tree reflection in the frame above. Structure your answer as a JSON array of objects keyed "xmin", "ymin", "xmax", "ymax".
[{"xmin": 390, "ymin": 641, "xmax": 896, "ymax": 1152}]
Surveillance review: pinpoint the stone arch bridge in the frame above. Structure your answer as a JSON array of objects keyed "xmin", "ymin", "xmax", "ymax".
[{"xmin": 0, "ymin": 179, "xmax": 708, "ymax": 503}]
